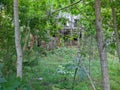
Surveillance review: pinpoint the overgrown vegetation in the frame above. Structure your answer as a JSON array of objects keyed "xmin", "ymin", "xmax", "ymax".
[
  {"xmin": 1, "ymin": 0, "xmax": 120, "ymax": 90},
  {"xmin": 1, "ymin": 47, "xmax": 119, "ymax": 90}
]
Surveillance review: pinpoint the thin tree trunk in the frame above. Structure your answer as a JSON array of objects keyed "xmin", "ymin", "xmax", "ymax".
[
  {"xmin": 23, "ymin": 27, "xmax": 30, "ymax": 53},
  {"xmin": 94, "ymin": 0, "xmax": 110, "ymax": 90},
  {"xmin": 111, "ymin": 6, "xmax": 120, "ymax": 62},
  {"xmin": 14, "ymin": 0, "xmax": 23, "ymax": 78},
  {"xmin": 89, "ymin": 35, "xmax": 92, "ymax": 75},
  {"xmin": 82, "ymin": 65, "xmax": 96, "ymax": 90}
]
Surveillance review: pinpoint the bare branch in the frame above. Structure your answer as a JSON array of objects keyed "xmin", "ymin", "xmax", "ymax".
[{"xmin": 52, "ymin": 0, "xmax": 82, "ymax": 14}]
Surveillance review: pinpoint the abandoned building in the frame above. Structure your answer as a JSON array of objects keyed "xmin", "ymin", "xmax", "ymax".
[
  {"xmin": 27, "ymin": 12, "xmax": 82, "ymax": 50},
  {"xmin": 55, "ymin": 11, "xmax": 82, "ymax": 46}
]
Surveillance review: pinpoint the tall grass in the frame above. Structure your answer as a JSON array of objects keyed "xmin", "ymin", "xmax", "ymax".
[{"xmin": 22, "ymin": 47, "xmax": 120, "ymax": 90}]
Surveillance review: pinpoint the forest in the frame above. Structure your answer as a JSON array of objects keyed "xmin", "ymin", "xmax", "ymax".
[{"xmin": 0, "ymin": 0, "xmax": 120, "ymax": 90}]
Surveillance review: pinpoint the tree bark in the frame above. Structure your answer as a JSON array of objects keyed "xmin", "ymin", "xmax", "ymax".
[
  {"xmin": 94, "ymin": 0, "xmax": 110, "ymax": 90},
  {"xmin": 14, "ymin": 0, "xmax": 23, "ymax": 78},
  {"xmin": 111, "ymin": 5, "xmax": 120, "ymax": 62}
]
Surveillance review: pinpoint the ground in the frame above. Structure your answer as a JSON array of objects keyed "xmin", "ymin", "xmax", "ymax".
[{"xmin": 22, "ymin": 47, "xmax": 120, "ymax": 90}]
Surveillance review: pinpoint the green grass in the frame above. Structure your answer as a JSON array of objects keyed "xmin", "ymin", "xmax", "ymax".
[{"xmin": 22, "ymin": 47, "xmax": 120, "ymax": 90}]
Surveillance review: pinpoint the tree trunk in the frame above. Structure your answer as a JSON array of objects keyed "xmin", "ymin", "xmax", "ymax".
[
  {"xmin": 111, "ymin": 6, "xmax": 120, "ymax": 62},
  {"xmin": 94, "ymin": 0, "xmax": 110, "ymax": 90},
  {"xmin": 14, "ymin": 0, "xmax": 23, "ymax": 78}
]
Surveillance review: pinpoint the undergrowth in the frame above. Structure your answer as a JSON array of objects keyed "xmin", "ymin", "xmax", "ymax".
[{"xmin": 0, "ymin": 47, "xmax": 120, "ymax": 90}]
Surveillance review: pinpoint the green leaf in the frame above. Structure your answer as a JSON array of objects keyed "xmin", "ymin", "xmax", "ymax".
[
  {"xmin": 0, "ymin": 63, "xmax": 3, "ymax": 69},
  {"xmin": 0, "ymin": 78, "xmax": 7, "ymax": 83}
]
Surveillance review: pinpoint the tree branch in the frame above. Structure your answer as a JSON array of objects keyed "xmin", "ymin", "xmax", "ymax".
[{"xmin": 52, "ymin": 0, "xmax": 82, "ymax": 14}]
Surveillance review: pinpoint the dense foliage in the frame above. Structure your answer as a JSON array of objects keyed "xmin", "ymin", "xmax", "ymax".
[{"xmin": 0, "ymin": 0, "xmax": 120, "ymax": 90}]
